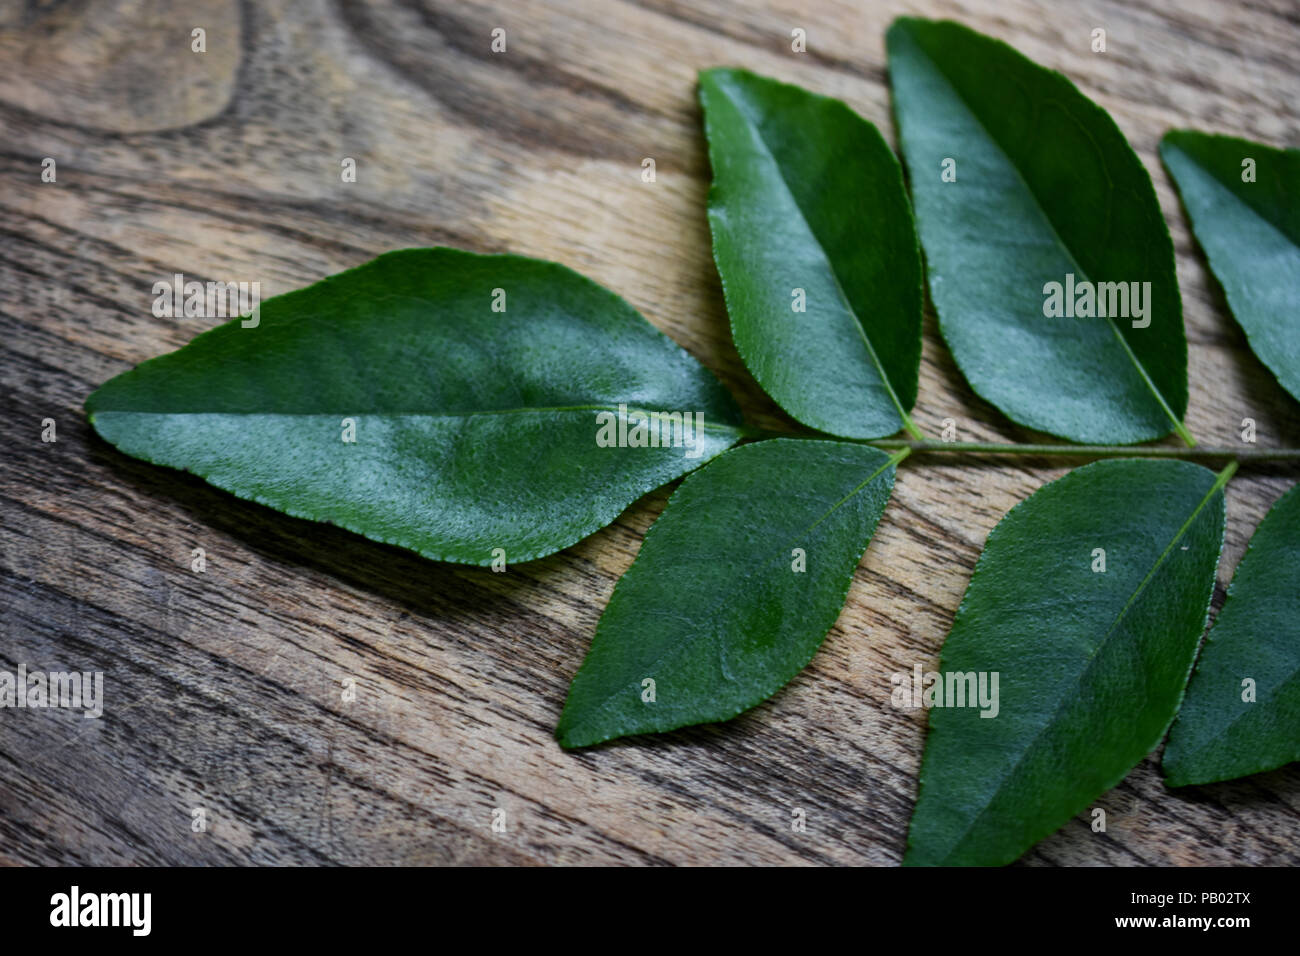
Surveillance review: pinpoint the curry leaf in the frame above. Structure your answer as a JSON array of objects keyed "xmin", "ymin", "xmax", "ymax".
[
  {"xmin": 86, "ymin": 248, "xmax": 744, "ymax": 565},
  {"xmin": 905, "ymin": 459, "xmax": 1228, "ymax": 866},
  {"xmin": 1161, "ymin": 130, "xmax": 1300, "ymax": 405},
  {"xmin": 1164, "ymin": 483, "xmax": 1300, "ymax": 786},
  {"xmin": 698, "ymin": 68, "xmax": 924, "ymax": 440},
  {"xmin": 887, "ymin": 18, "xmax": 1190, "ymax": 445},
  {"xmin": 556, "ymin": 438, "xmax": 900, "ymax": 748}
]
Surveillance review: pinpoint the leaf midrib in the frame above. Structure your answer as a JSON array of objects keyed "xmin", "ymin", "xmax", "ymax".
[
  {"xmin": 716, "ymin": 79, "xmax": 914, "ymax": 432},
  {"xmin": 898, "ymin": 27, "xmax": 1185, "ymax": 438},
  {"xmin": 932, "ymin": 470, "xmax": 1226, "ymax": 863},
  {"xmin": 1173, "ymin": 666, "xmax": 1300, "ymax": 771},
  {"xmin": 1168, "ymin": 138, "xmax": 1300, "ymax": 248},
  {"xmin": 1169, "ymin": 142, "xmax": 1300, "ymax": 261},
  {"xmin": 93, "ymin": 403, "xmax": 744, "ymax": 436}
]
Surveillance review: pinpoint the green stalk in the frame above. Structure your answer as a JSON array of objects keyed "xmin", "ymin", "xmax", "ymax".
[
  {"xmin": 869, "ymin": 440, "xmax": 1298, "ymax": 461},
  {"xmin": 736, "ymin": 426, "xmax": 1300, "ymax": 463},
  {"xmin": 898, "ymin": 409, "xmax": 925, "ymax": 441}
]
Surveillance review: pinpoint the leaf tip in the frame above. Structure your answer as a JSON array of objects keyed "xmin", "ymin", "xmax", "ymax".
[
  {"xmin": 554, "ymin": 717, "xmax": 599, "ymax": 751},
  {"xmin": 886, "ymin": 15, "xmax": 923, "ymax": 33},
  {"xmin": 697, "ymin": 66, "xmax": 736, "ymax": 91}
]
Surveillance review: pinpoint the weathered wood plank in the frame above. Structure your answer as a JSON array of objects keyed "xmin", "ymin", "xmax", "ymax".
[{"xmin": 1, "ymin": 0, "xmax": 1298, "ymax": 865}]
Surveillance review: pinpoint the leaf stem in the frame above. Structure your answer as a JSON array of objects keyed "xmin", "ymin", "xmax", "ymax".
[
  {"xmin": 1210, "ymin": 458, "xmax": 1240, "ymax": 491},
  {"xmin": 899, "ymin": 410, "xmax": 925, "ymax": 441},
  {"xmin": 1173, "ymin": 419, "xmax": 1199, "ymax": 448},
  {"xmin": 737, "ymin": 426, "xmax": 1300, "ymax": 463},
  {"xmin": 869, "ymin": 439, "xmax": 1296, "ymax": 462},
  {"xmin": 886, "ymin": 445, "xmax": 913, "ymax": 468}
]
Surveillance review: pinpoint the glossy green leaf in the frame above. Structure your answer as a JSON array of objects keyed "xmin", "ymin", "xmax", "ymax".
[
  {"xmin": 698, "ymin": 68, "xmax": 924, "ymax": 440},
  {"xmin": 556, "ymin": 438, "xmax": 900, "ymax": 748},
  {"xmin": 905, "ymin": 459, "xmax": 1228, "ymax": 866},
  {"xmin": 1161, "ymin": 130, "xmax": 1300, "ymax": 404},
  {"xmin": 86, "ymin": 248, "xmax": 744, "ymax": 565},
  {"xmin": 887, "ymin": 18, "xmax": 1190, "ymax": 445},
  {"xmin": 1164, "ymin": 483, "xmax": 1300, "ymax": 786}
]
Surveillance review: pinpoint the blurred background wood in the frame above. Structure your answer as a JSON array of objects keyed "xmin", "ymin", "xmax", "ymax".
[{"xmin": 2, "ymin": 0, "xmax": 1298, "ymax": 865}]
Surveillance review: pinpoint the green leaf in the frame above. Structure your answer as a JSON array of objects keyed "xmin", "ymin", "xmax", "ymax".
[
  {"xmin": 556, "ymin": 438, "xmax": 901, "ymax": 748},
  {"xmin": 1161, "ymin": 130, "xmax": 1300, "ymax": 405},
  {"xmin": 1164, "ymin": 483, "xmax": 1300, "ymax": 786},
  {"xmin": 698, "ymin": 68, "xmax": 924, "ymax": 440},
  {"xmin": 86, "ymin": 248, "xmax": 744, "ymax": 565},
  {"xmin": 886, "ymin": 18, "xmax": 1190, "ymax": 445},
  {"xmin": 905, "ymin": 459, "xmax": 1228, "ymax": 866}
]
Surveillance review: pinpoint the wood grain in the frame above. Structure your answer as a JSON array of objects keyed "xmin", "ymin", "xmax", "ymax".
[{"xmin": 2, "ymin": 0, "xmax": 1299, "ymax": 866}]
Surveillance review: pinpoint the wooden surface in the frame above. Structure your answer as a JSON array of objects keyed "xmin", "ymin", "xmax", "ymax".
[{"xmin": 3, "ymin": 0, "xmax": 1299, "ymax": 866}]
